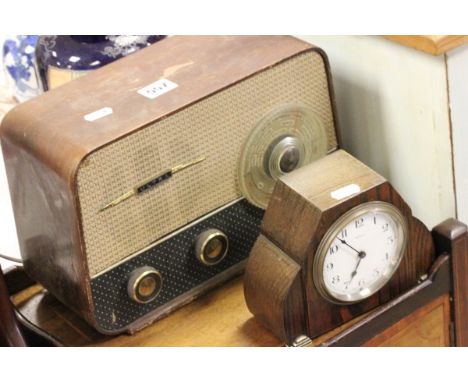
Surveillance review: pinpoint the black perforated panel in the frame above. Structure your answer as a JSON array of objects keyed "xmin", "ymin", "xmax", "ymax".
[{"xmin": 90, "ymin": 200, "xmax": 263, "ymax": 332}]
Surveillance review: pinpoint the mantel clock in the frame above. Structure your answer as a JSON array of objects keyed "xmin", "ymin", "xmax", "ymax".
[{"xmin": 244, "ymin": 150, "xmax": 436, "ymax": 343}]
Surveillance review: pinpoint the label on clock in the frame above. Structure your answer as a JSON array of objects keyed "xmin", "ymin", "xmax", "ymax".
[
  {"xmin": 137, "ymin": 78, "xmax": 178, "ymax": 99},
  {"xmin": 331, "ymin": 184, "xmax": 361, "ymax": 200}
]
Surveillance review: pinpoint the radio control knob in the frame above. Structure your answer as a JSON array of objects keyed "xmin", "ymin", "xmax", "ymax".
[
  {"xmin": 195, "ymin": 229, "xmax": 229, "ymax": 266},
  {"xmin": 266, "ymin": 136, "xmax": 304, "ymax": 179},
  {"xmin": 127, "ymin": 266, "xmax": 162, "ymax": 304}
]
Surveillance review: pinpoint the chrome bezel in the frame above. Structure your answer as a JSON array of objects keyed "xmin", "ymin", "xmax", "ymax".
[
  {"xmin": 127, "ymin": 267, "xmax": 163, "ymax": 304},
  {"xmin": 313, "ymin": 201, "xmax": 408, "ymax": 305},
  {"xmin": 267, "ymin": 136, "xmax": 305, "ymax": 179},
  {"xmin": 195, "ymin": 229, "xmax": 229, "ymax": 266}
]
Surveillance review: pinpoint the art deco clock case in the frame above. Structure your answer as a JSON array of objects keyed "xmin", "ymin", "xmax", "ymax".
[{"xmin": 244, "ymin": 150, "xmax": 435, "ymax": 344}]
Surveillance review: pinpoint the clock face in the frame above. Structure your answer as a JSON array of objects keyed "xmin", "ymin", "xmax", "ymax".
[{"xmin": 313, "ymin": 201, "xmax": 408, "ymax": 304}]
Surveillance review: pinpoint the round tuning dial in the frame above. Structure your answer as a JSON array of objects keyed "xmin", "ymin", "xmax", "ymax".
[
  {"xmin": 238, "ymin": 103, "xmax": 328, "ymax": 209},
  {"xmin": 127, "ymin": 266, "xmax": 162, "ymax": 304},
  {"xmin": 195, "ymin": 229, "xmax": 229, "ymax": 266}
]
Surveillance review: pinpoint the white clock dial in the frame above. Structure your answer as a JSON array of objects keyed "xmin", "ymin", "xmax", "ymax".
[{"xmin": 313, "ymin": 202, "xmax": 408, "ymax": 304}]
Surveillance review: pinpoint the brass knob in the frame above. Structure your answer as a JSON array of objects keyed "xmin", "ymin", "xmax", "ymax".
[
  {"xmin": 195, "ymin": 229, "xmax": 229, "ymax": 266},
  {"xmin": 127, "ymin": 266, "xmax": 162, "ymax": 304}
]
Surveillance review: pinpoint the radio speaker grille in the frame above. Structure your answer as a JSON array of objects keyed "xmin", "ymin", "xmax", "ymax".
[{"xmin": 77, "ymin": 51, "xmax": 337, "ymax": 276}]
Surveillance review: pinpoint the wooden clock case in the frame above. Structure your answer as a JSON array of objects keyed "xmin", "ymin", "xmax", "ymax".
[{"xmin": 244, "ymin": 150, "xmax": 436, "ymax": 344}]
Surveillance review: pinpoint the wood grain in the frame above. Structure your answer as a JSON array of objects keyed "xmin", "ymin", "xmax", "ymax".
[
  {"xmin": 432, "ymin": 218, "xmax": 468, "ymax": 346},
  {"xmin": 10, "ymin": 263, "xmax": 452, "ymax": 347},
  {"xmin": 245, "ymin": 150, "xmax": 435, "ymax": 343},
  {"xmin": 13, "ymin": 276, "xmax": 282, "ymax": 347},
  {"xmin": 244, "ymin": 235, "xmax": 306, "ymax": 343},
  {"xmin": 385, "ymin": 35, "xmax": 468, "ymax": 55},
  {"xmin": 320, "ymin": 254, "xmax": 451, "ymax": 346},
  {"xmin": 1, "ymin": 36, "xmax": 319, "ymax": 181},
  {"xmin": 261, "ymin": 150, "xmax": 386, "ymax": 265},
  {"xmin": 363, "ymin": 294, "xmax": 450, "ymax": 346},
  {"xmin": 14, "ymin": 273, "xmax": 363, "ymax": 346}
]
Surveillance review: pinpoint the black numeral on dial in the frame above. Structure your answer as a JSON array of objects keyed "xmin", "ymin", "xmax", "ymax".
[{"xmin": 332, "ymin": 275, "xmax": 341, "ymax": 284}]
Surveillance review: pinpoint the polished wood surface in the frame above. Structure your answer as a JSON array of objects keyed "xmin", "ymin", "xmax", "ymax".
[
  {"xmin": 243, "ymin": 235, "xmax": 306, "ymax": 343},
  {"xmin": 1, "ymin": 36, "xmax": 319, "ymax": 180},
  {"xmin": 245, "ymin": 150, "xmax": 435, "ymax": 344},
  {"xmin": 363, "ymin": 294, "xmax": 450, "ymax": 347},
  {"xmin": 433, "ymin": 218, "xmax": 468, "ymax": 346},
  {"xmin": 12, "ymin": 274, "xmax": 372, "ymax": 347},
  {"xmin": 11, "ymin": 263, "xmax": 452, "ymax": 347},
  {"xmin": 385, "ymin": 35, "xmax": 468, "ymax": 55},
  {"xmin": 13, "ymin": 276, "xmax": 278, "ymax": 346},
  {"xmin": 322, "ymin": 255, "xmax": 451, "ymax": 346}
]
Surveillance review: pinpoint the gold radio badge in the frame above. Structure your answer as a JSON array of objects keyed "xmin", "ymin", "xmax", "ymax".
[{"xmin": 100, "ymin": 156, "xmax": 206, "ymax": 212}]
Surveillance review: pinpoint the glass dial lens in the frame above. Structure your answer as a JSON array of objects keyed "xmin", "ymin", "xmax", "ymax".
[
  {"xmin": 314, "ymin": 202, "xmax": 407, "ymax": 304},
  {"xmin": 238, "ymin": 103, "xmax": 328, "ymax": 209}
]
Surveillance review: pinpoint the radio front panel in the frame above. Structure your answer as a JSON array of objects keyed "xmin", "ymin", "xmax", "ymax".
[{"xmin": 77, "ymin": 51, "xmax": 337, "ymax": 277}]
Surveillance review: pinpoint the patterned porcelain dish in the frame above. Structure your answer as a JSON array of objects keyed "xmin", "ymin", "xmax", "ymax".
[{"xmin": 35, "ymin": 35, "xmax": 166, "ymax": 91}]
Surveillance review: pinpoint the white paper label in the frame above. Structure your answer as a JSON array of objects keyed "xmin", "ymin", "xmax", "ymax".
[
  {"xmin": 330, "ymin": 184, "xmax": 361, "ymax": 200},
  {"xmin": 137, "ymin": 78, "xmax": 178, "ymax": 99},
  {"xmin": 84, "ymin": 107, "xmax": 113, "ymax": 122}
]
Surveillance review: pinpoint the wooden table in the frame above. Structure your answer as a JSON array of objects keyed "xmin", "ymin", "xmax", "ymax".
[
  {"xmin": 10, "ymin": 267, "xmax": 452, "ymax": 347},
  {"xmin": 13, "ymin": 276, "xmax": 280, "ymax": 347}
]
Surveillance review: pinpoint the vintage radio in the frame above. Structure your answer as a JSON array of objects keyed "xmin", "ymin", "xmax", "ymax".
[{"xmin": 0, "ymin": 35, "xmax": 338, "ymax": 334}]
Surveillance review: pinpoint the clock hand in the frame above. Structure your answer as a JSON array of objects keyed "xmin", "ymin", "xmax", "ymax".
[
  {"xmin": 335, "ymin": 237, "xmax": 367, "ymax": 289},
  {"xmin": 336, "ymin": 238, "xmax": 360, "ymax": 255},
  {"xmin": 347, "ymin": 251, "xmax": 367, "ymax": 287}
]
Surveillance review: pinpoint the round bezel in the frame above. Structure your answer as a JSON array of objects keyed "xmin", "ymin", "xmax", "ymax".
[
  {"xmin": 195, "ymin": 229, "xmax": 229, "ymax": 266},
  {"xmin": 313, "ymin": 201, "xmax": 408, "ymax": 304},
  {"xmin": 127, "ymin": 266, "xmax": 163, "ymax": 304}
]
